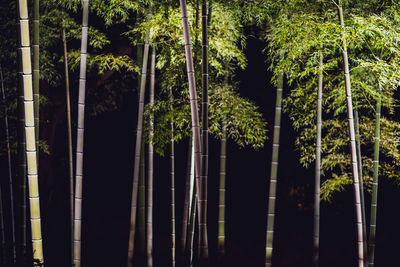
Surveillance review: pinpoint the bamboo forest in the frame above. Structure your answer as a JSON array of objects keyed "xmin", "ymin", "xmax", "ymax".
[{"xmin": 3, "ymin": 0, "xmax": 400, "ymax": 266}]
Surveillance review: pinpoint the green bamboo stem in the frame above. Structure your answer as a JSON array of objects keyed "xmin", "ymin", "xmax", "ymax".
[
  {"xmin": 62, "ymin": 21, "xmax": 74, "ymax": 267},
  {"xmin": 179, "ymin": 0, "xmax": 206, "ymax": 264},
  {"xmin": 313, "ymin": 52, "xmax": 323, "ymax": 266},
  {"xmin": 33, "ymin": 0, "xmax": 39, "ymax": 159},
  {"xmin": 138, "ymin": 141, "xmax": 146, "ymax": 260},
  {"xmin": 18, "ymin": 0, "xmax": 44, "ymax": 264},
  {"xmin": 218, "ymin": 121, "xmax": 227, "ymax": 259},
  {"xmin": 265, "ymin": 71, "xmax": 284, "ymax": 267},
  {"xmin": 200, "ymin": 0, "xmax": 209, "ymax": 263},
  {"xmin": 128, "ymin": 14, "xmax": 150, "ymax": 267},
  {"xmin": 74, "ymin": 1, "xmax": 89, "ymax": 266},
  {"xmin": 338, "ymin": 3, "xmax": 364, "ymax": 266},
  {"xmin": 368, "ymin": 84, "xmax": 381, "ymax": 267},
  {"xmin": 147, "ymin": 48, "xmax": 155, "ymax": 267},
  {"xmin": 0, "ymin": 64, "xmax": 9, "ymax": 265}
]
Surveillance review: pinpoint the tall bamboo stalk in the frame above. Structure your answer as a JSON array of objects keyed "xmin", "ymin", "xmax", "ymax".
[
  {"xmin": 186, "ymin": 144, "xmax": 196, "ymax": 267},
  {"xmin": 138, "ymin": 141, "xmax": 146, "ymax": 260},
  {"xmin": 17, "ymin": 0, "xmax": 44, "ymax": 264},
  {"xmin": 62, "ymin": 20, "xmax": 74, "ymax": 267},
  {"xmin": 180, "ymin": 138, "xmax": 192, "ymax": 267},
  {"xmin": 74, "ymin": 1, "xmax": 89, "ymax": 265},
  {"xmin": 127, "ymin": 15, "xmax": 150, "ymax": 267},
  {"xmin": 338, "ymin": 3, "xmax": 364, "ymax": 266},
  {"xmin": 265, "ymin": 71, "xmax": 284, "ymax": 267},
  {"xmin": 0, "ymin": 64, "xmax": 9, "ymax": 265},
  {"xmin": 313, "ymin": 52, "xmax": 323, "ymax": 266},
  {"xmin": 200, "ymin": 0, "xmax": 209, "ymax": 262},
  {"xmin": 147, "ymin": 48, "xmax": 155, "ymax": 267},
  {"xmin": 218, "ymin": 121, "xmax": 227, "ymax": 259},
  {"xmin": 170, "ymin": 86, "xmax": 176, "ymax": 267},
  {"xmin": 179, "ymin": 0, "xmax": 206, "ymax": 263},
  {"xmin": 33, "ymin": 0, "xmax": 39, "ymax": 158},
  {"xmin": 368, "ymin": 84, "xmax": 381, "ymax": 267}
]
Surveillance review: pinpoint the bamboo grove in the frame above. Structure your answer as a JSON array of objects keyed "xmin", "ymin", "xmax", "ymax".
[{"xmin": 2, "ymin": 0, "xmax": 400, "ymax": 267}]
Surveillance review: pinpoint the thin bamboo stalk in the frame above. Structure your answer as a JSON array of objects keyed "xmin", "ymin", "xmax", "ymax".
[
  {"xmin": 138, "ymin": 141, "xmax": 146, "ymax": 260},
  {"xmin": 186, "ymin": 145, "xmax": 196, "ymax": 267},
  {"xmin": 127, "ymin": 14, "xmax": 150, "ymax": 267},
  {"xmin": 265, "ymin": 71, "xmax": 284, "ymax": 267},
  {"xmin": 170, "ymin": 86, "xmax": 176, "ymax": 267},
  {"xmin": 17, "ymin": 0, "xmax": 44, "ymax": 264},
  {"xmin": 74, "ymin": 1, "xmax": 90, "ymax": 266},
  {"xmin": 200, "ymin": 0, "xmax": 209, "ymax": 263},
  {"xmin": 218, "ymin": 121, "xmax": 227, "ymax": 260},
  {"xmin": 313, "ymin": 52, "xmax": 323, "ymax": 266},
  {"xmin": 179, "ymin": 0, "xmax": 206, "ymax": 264},
  {"xmin": 338, "ymin": 3, "xmax": 364, "ymax": 266},
  {"xmin": 62, "ymin": 21, "xmax": 74, "ymax": 267},
  {"xmin": 0, "ymin": 64, "xmax": 9, "ymax": 265},
  {"xmin": 368, "ymin": 84, "xmax": 381, "ymax": 267},
  {"xmin": 33, "ymin": 0, "xmax": 39, "ymax": 159},
  {"xmin": 146, "ymin": 48, "xmax": 155, "ymax": 267}
]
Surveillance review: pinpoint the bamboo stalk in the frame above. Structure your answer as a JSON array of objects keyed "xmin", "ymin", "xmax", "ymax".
[
  {"xmin": 218, "ymin": 121, "xmax": 227, "ymax": 260},
  {"xmin": 313, "ymin": 52, "xmax": 323, "ymax": 266},
  {"xmin": 74, "ymin": 1, "xmax": 90, "ymax": 266},
  {"xmin": 170, "ymin": 86, "xmax": 176, "ymax": 267},
  {"xmin": 179, "ymin": 0, "xmax": 206, "ymax": 264},
  {"xmin": 147, "ymin": 48, "xmax": 155, "ymax": 267},
  {"xmin": 17, "ymin": 0, "xmax": 44, "ymax": 264},
  {"xmin": 338, "ymin": 3, "xmax": 364, "ymax": 266},
  {"xmin": 265, "ymin": 71, "xmax": 284, "ymax": 267},
  {"xmin": 127, "ymin": 12, "xmax": 150, "ymax": 267},
  {"xmin": 62, "ymin": 21, "xmax": 74, "ymax": 267},
  {"xmin": 33, "ymin": 0, "xmax": 39, "ymax": 160},
  {"xmin": 368, "ymin": 84, "xmax": 381, "ymax": 267},
  {"xmin": 200, "ymin": 0, "xmax": 209, "ymax": 263},
  {"xmin": 186, "ymin": 145, "xmax": 196, "ymax": 267},
  {"xmin": 138, "ymin": 140, "xmax": 146, "ymax": 261},
  {"xmin": 0, "ymin": 64, "xmax": 9, "ymax": 266}
]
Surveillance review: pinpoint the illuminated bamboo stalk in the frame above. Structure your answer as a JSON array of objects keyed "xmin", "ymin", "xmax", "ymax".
[
  {"xmin": 138, "ymin": 141, "xmax": 145, "ymax": 260},
  {"xmin": 147, "ymin": 48, "xmax": 155, "ymax": 267},
  {"xmin": 265, "ymin": 71, "xmax": 283, "ymax": 267},
  {"xmin": 218, "ymin": 121, "xmax": 227, "ymax": 259},
  {"xmin": 74, "ymin": 1, "xmax": 89, "ymax": 266},
  {"xmin": 313, "ymin": 52, "xmax": 323, "ymax": 266},
  {"xmin": 62, "ymin": 21, "xmax": 74, "ymax": 267},
  {"xmin": 368, "ymin": 84, "xmax": 381, "ymax": 267},
  {"xmin": 170, "ymin": 87, "xmax": 176, "ymax": 267},
  {"xmin": 186, "ymin": 143, "xmax": 196, "ymax": 267},
  {"xmin": 338, "ymin": 3, "xmax": 364, "ymax": 266},
  {"xmin": 127, "ymin": 14, "xmax": 150, "ymax": 267},
  {"xmin": 17, "ymin": 0, "xmax": 44, "ymax": 264},
  {"xmin": 179, "ymin": 0, "xmax": 206, "ymax": 263},
  {"xmin": 33, "ymin": 0, "xmax": 39, "ymax": 158},
  {"xmin": 0, "ymin": 64, "xmax": 9, "ymax": 265}
]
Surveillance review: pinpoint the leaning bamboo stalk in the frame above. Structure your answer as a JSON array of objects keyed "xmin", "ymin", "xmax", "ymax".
[
  {"xmin": 368, "ymin": 84, "xmax": 381, "ymax": 267},
  {"xmin": 17, "ymin": 0, "xmax": 44, "ymax": 264},
  {"xmin": 186, "ymin": 144, "xmax": 196, "ymax": 267},
  {"xmin": 338, "ymin": 3, "xmax": 364, "ymax": 266},
  {"xmin": 313, "ymin": 52, "xmax": 323, "ymax": 266},
  {"xmin": 200, "ymin": 0, "xmax": 209, "ymax": 262},
  {"xmin": 138, "ymin": 141, "xmax": 146, "ymax": 260},
  {"xmin": 179, "ymin": 0, "xmax": 206, "ymax": 263},
  {"xmin": 127, "ymin": 15, "xmax": 150, "ymax": 267},
  {"xmin": 74, "ymin": 1, "xmax": 89, "ymax": 266},
  {"xmin": 62, "ymin": 20, "xmax": 74, "ymax": 267},
  {"xmin": 218, "ymin": 121, "xmax": 227, "ymax": 259},
  {"xmin": 265, "ymin": 70, "xmax": 284, "ymax": 267},
  {"xmin": 146, "ymin": 48, "xmax": 155, "ymax": 267},
  {"xmin": 33, "ymin": 0, "xmax": 39, "ymax": 158},
  {"xmin": 0, "ymin": 64, "xmax": 9, "ymax": 265}
]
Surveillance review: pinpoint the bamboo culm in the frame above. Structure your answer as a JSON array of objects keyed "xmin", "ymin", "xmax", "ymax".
[
  {"xmin": 179, "ymin": 0, "xmax": 206, "ymax": 264},
  {"xmin": 368, "ymin": 84, "xmax": 381, "ymax": 267},
  {"xmin": 313, "ymin": 52, "xmax": 323, "ymax": 266},
  {"xmin": 138, "ymin": 140, "xmax": 146, "ymax": 260},
  {"xmin": 200, "ymin": 0, "xmax": 209, "ymax": 262},
  {"xmin": 170, "ymin": 87, "xmax": 176, "ymax": 267},
  {"xmin": 74, "ymin": 1, "xmax": 89, "ymax": 266},
  {"xmin": 338, "ymin": 3, "xmax": 364, "ymax": 266},
  {"xmin": 265, "ymin": 71, "xmax": 284, "ymax": 267},
  {"xmin": 218, "ymin": 121, "xmax": 227, "ymax": 260},
  {"xmin": 147, "ymin": 48, "xmax": 155, "ymax": 267},
  {"xmin": 0, "ymin": 64, "xmax": 9, "ymax": 265},
  {"xmin": 62, "ymin": 21, "xmax": 74, "ymax": 267},
  {"xmin": 127, "ymin": 16, "xmax": 150, "ymax": 267},
  {"xmin": 33, "ymin": 0, "xmax": 39, "ymax": 158},
  {"xmin": 18, "ymin": 0, "xmax": 44, "ymax": 263}
]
